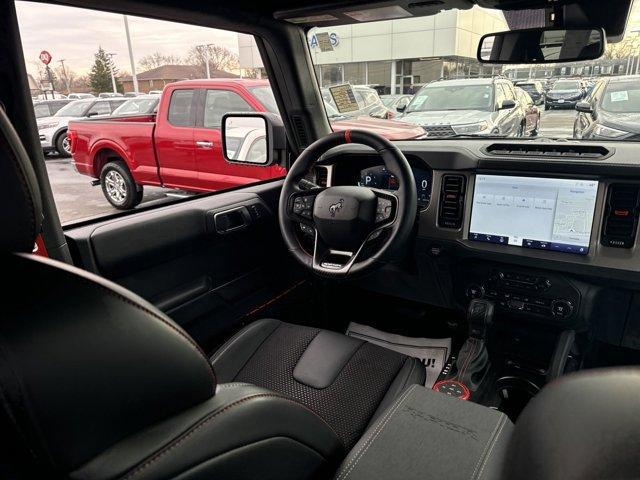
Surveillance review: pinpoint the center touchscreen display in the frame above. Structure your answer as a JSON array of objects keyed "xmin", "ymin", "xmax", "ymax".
[{"xmin": 469, "ymin": 175, "xmax": 598, "ymax": 255}]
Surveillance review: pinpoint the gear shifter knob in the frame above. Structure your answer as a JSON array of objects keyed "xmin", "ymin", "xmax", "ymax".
[{"xmin": 467, "ymin": 299, "xmax": 494, "ymax": 339}]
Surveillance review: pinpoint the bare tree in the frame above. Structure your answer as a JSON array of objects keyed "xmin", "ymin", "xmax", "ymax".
[
  {"xmin": 138, "ymin": 51, "xmax": 182, "ymax": 71},
  {"xmin": 242, "ymin": 68, "xmax": 262, "ymax": 79},
  {"xmin": 602, "ymin": 36, "xmax": 640, "ymax": 60},
  {"xmin": 186, "ymin": 45, "xmax": 239, "ymax": 74}
]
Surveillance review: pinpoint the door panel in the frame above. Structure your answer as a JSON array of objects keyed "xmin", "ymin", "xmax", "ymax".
[
  {"xmin": 65, "ymin": 180, "xmax": 304, "ymax": 351},
  {"xmin": 154, "ymin": 88, "xmax": 198, "ymax": 189}
]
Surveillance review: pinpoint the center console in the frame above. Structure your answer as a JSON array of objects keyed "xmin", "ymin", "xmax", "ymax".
[
  {"xmin": 335, "ymin": 384, "xmax": 513, "ymax": 480},
  {"xmin": 458, "ymin": 264, "xmax": 582, "ymax": 324}
]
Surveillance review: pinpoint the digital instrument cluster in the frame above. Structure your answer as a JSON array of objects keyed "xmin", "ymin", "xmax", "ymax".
[{"xmin": 358, "ymin": 165, "xmax": 432, "ymax": 209}]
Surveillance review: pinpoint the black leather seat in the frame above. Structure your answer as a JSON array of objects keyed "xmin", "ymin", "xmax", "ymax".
[
  {"xmin": 0, "ymin": 106, "xmax": 423, "ymax": 479},
  {"xmin": 212, "ymin": 319, "xmax": 425, "ymax": 449}
]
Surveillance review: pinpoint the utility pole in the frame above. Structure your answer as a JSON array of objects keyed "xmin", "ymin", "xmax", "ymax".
[
  {"xmin": 107, "ymin": 52, "xmax": 118, "ymax": 93},
  {"xmin": 58, "ymin": 59, "xmax": 70, "ymax": 94},
  {"xmin": 196, "ymin": 44, "xmax": 214, "ymax": 79},
  {"xmin": 123, "ymin": 15, "xmax": 139, "ymax": 93}
]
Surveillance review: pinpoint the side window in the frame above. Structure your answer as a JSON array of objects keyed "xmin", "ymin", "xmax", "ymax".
[
  {"xmin": 17, "ymin": 5, "xmax": 283, "ymax": 225},
  {"xmin": 33, "ymin": 104, "xmax": 50, "ymax": 118},
  {"xmin": 168, "ymin": 89, "xmax": 195, "ymax": 127},
  {"xmin": 109, "ymin": 100, "xmax": 127, "ymax": 111},
  {"xmin": 87, "ymin": 102, "xmax": 111, "ymax": 116},
  {"xmin": 203, "ymin": 90, "xmax": 253, "ymax": 128}
]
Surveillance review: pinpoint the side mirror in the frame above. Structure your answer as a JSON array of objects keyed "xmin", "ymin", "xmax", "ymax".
[
  {"xmin": 221, "ymin": 112, "xmax": 285, "ymax": 167},
  {"xmin": 87, "ymin": 111, "xmax": 100, "ymax": 117},
  {"xmin": 576, "ymin": 101, "xmax": 593, "ymax": 114},
  {"xmin": 396, "ymin": 104, "xmax": 407, "ymax": 113},
  {"xmin": 478, "ymin": 27, "xmax": 605, "ymax": 64},
  {"xmin": 499, "ymin": 99, "xmax": 516, "ymax": 110}
]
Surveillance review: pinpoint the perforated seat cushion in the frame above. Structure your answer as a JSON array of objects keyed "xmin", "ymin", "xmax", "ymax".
[{"xmin": 212, "ymin": 320, "xmax": 425, "ymax": 449}]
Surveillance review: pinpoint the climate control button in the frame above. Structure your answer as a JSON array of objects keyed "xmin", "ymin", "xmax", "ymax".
[{"xmin": 551, "ymin": 299, "xmax": 574, "ymax": 319}]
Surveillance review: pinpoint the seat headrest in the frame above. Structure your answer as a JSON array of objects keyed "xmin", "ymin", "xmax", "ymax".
[
  {"xmin": 0, "ymin": 254, "xmax": 216, "ymax": 472},
  {"xmin": 0, "ymin": 106, "xmax": 43, "ymax": 253}
]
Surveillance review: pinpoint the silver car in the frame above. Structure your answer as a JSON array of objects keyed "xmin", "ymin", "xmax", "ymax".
[{"xmin": 37, "ymin": 98, "xmax": 126, "ymax": 157}]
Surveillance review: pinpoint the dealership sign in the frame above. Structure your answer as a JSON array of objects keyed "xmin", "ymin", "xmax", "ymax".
[{"xmin": 309, "ymin": 32, "xmax": 339, "ymax": 51}]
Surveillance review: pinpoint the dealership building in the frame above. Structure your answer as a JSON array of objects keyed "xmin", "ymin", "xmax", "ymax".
[{"xmin": 239, "ymin": 6, "xmax": 508, "ymax": 94}]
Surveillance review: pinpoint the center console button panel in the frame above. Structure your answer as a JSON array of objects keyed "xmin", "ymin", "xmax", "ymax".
[{"xmin": 456, "ymin": 263, "xmax": 581, "ymax": 324}]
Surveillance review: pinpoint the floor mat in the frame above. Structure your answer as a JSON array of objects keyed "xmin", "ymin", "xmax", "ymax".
[{"xmin": 346, "ymin": 322, "xmax": 451, "ymax": 388}]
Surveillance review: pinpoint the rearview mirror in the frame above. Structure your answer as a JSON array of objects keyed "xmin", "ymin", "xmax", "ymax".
[
  {"xmin": 478, "ymin": 27, "xmax": 605, "ymax": 64},
  {"xmin": 221, "ymin": 112, "xmax": 285, "ymax": 167}
]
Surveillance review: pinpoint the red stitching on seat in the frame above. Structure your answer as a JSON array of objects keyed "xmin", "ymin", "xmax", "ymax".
[{"xmin": 120, "ymin": 393, "xmax": 343, "ymax": 480}]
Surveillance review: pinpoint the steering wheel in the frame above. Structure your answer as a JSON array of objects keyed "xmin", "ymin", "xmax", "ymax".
[{"xmin": 279, "ymin": 130, "xmax": 417, "ymax": 277}]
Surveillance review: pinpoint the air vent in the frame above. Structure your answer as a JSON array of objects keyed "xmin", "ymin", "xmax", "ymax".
[
  {"xmin": 485, "ymin": 143, "xmax": 609, "ymax": 159},
  {"xmin": 315, "ymin": 166, "xmax": 329, "ymax": 187},
  {"xmin": 438, "ymin": 175, "xmax": 466, "ymax": 229},
  {"xmin": 601, "ymin": 184, "xmax": 640, "ymax": 248},
  {"xmin": 291, "ymin": 115, "xmax": 309, "ymax": 148}
]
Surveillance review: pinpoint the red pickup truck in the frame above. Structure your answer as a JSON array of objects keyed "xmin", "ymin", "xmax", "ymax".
[{"xmin": 69, "ymin": 79, "xmax": 424, "ymax": 209}]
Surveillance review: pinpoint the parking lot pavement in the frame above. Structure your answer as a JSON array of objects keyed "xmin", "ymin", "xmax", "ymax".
[
  {"xmin": 538, "ymin": 109, "xmax": 577, "ymax": 139},
  {"xmin": 45, "ymin": 156, "xmax": 175, "ymax": 225}
]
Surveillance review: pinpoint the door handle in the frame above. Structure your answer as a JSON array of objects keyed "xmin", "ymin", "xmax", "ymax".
[{"xmin": 196, "ymin": 140, "xmax": 214, "ymax": 149}]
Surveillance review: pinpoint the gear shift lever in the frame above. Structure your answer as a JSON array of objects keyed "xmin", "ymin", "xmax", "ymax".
[
  {"xmin": 433, "ymin": 299, "xmax": 494, "ymax": 399},
  {"xmin": 468, "ymin": 298, "xmax": 494, "ymax": 339}
]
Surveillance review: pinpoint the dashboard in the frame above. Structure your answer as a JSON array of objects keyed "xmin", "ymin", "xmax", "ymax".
[{"xmin": 312, "ymin": 139, "xmax": 640, "ymax": 345}]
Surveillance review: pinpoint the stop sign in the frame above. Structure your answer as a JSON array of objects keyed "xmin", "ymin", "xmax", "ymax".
[{"xmin": 39, "ymin": 50, "xmax": 52, "ymax": 65}]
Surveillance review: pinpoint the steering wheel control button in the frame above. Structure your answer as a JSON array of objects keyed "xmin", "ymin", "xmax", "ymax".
[
  {"xmin": 433, "ymin": 380, "xmax": 470, "ymax": 400},
  {"xmin": 299, "ymin": 224, "xmax": 315, "ymax": 236},
  {"xmin": 551, "ymin": 300, "xmax": 573, "ymax": 319},
  {"xmin": 375, "ymin": 197, "xmax": 394, "ymax": 223},
  {"xmin": 292, "ymin": 195, "xmax": 315, "ymax": 219},
  {"xmin": 466, "ymin": 284, "xmax": 484, "ymax": 299}
]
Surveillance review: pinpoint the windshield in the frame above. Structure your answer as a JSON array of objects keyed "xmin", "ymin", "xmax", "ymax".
[
  {"xmin": 248, "ymin": 86, "xmax": 279, "ymax": 113},
  {"xmin": 518, "ymin": 84, "xmax": 538, "ymax": 92},
  {"xmin": 55, "ymin": 100, "xmax": 90, "ymax": 117},
  {"xmin": 601, "ymin": 82, "xmax": 640, "ymax": 113},
  {"xmin": 112, "ymin": 97, "xmax": 158, "ymax": 115},
  {"xmin": 306, "ymin": 4, "xmax": 640, "ymax": 141},
  {"xmin": 552, "ymin": 81, "xmax": 581, "ymax": 90},
  {"xmin": 381, "ymin": 97, "xmax": 398, "ymax": 107},
  {"xmin": 406, "ymin": 85, "xmax": 493, "ymax": 112}
]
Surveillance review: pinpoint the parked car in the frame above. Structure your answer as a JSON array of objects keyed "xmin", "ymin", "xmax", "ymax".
[
  {"xmin": 324, "ymin": 102, "xmax": 426, "ymax": 140},
  {"xmin": 124, "ymin": 92, "xmax": 143, "ymax": 97},
  {"xmin": 574, "ymin": 76, "xmax": 640, "ymax": 140},
  {"xmin": 33, "ymin": 99, "xmax": 73, "ymax": 119},
  {"xmin": 98, "ymin": 92, "xmax": 124, "ymax": 98},
  {"xmin": 514, "ymin": 87, "xmax": 541, "ymax": 136},
  {"xmin": 37, "ymin": 97, "xmax": 127, "ymax": 157},
  {"xmin": 545, "ymin": 79, "xmax": 586, "ymax": 110},
  {"xmin": 381, "ymin": 94, "xmax": 413, "ymax": 112},
  {"xmin": 111, "ymin": 95, "xmax": 160, "ymax": 116},
  {"xmin": 514, "ymin": 80, "xmax": 545, "ymax": 105},
  {"xmin": 69, "ymin": 79, "xmax": 425, "ymax": 209},
  {"xmin": 67, "ymin": 93, "xmax": 95, "ymax": 99},
  {"xmin": 397, "ymin": 77, "xmax": 523, "ymax": 137},
  {"xmin": 321, "ymin": 85, "xmax": 395, "ymax": 119}
]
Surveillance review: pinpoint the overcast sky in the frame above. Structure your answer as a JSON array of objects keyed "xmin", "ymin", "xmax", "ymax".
[
  {"xmin": 16, "ymin": 1, "xmax": 240, "ymax": 77},
  {"xmin": 16, "ymin": 0, "xmax": 640, "ymax": 79}
]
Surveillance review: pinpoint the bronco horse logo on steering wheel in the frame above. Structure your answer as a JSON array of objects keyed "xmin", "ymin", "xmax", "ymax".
[{"xmin": 329, "ymin": 199, "xmax": 344, "ymax": 217}]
